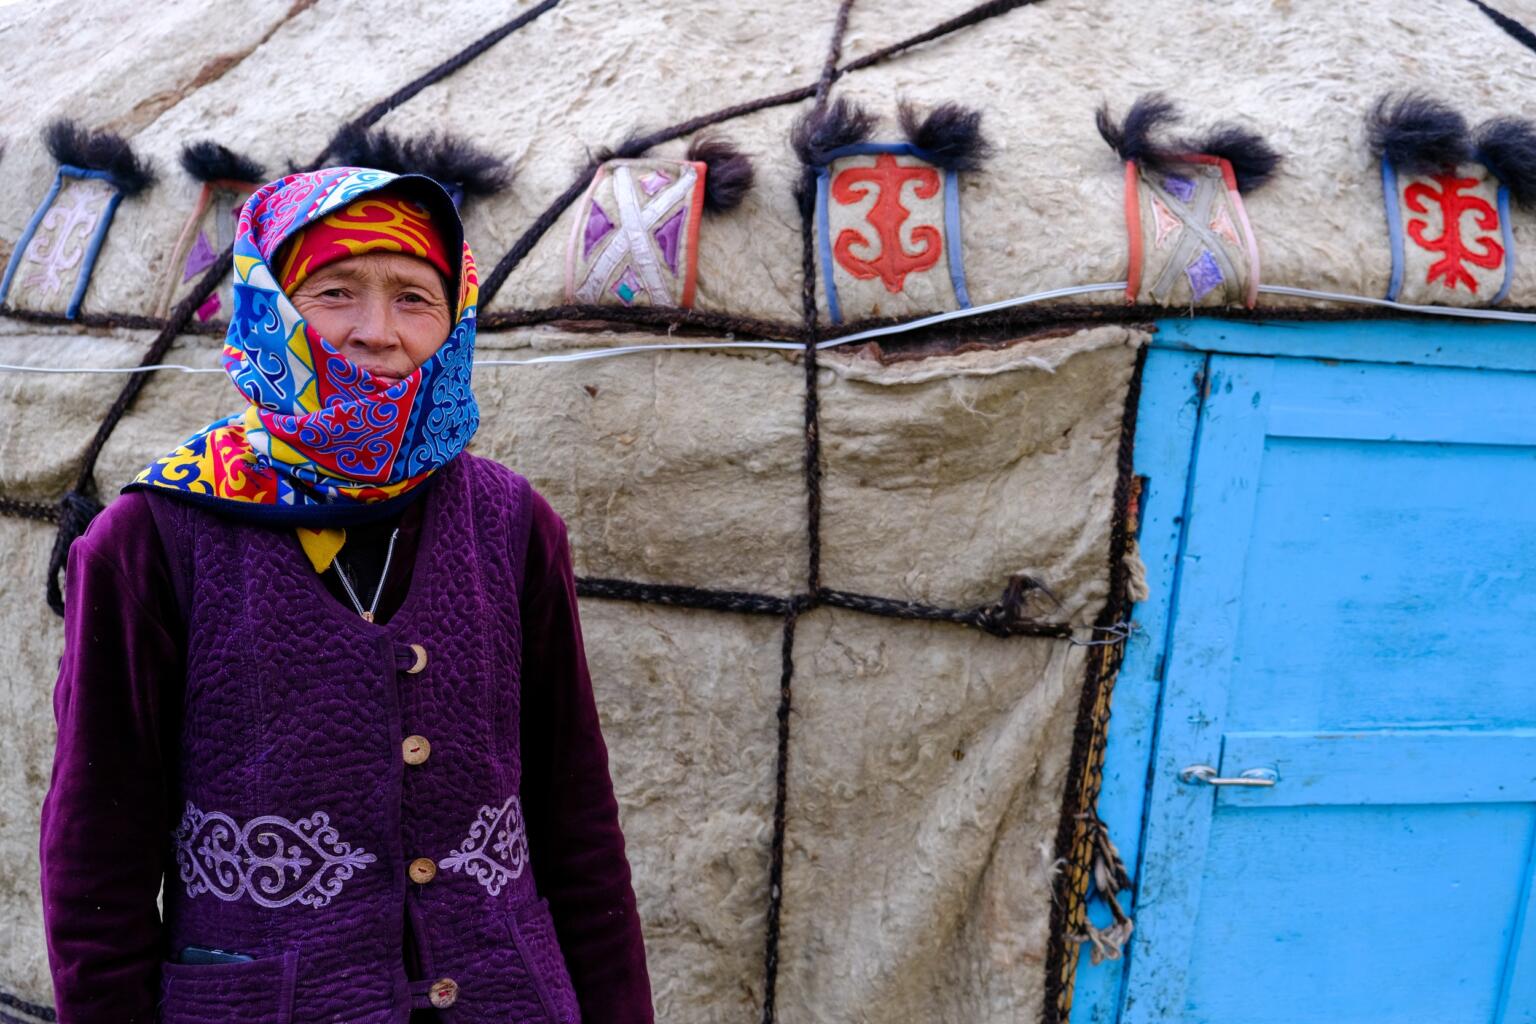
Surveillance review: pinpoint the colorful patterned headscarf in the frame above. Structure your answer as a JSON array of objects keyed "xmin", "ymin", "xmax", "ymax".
[
  {"xmin": 276, "ymin": 190, "xmax": 453, "ymax": 293},
  {"xmin": 128, "ymin": 167, "xmax": 479, "ymax": 528}
]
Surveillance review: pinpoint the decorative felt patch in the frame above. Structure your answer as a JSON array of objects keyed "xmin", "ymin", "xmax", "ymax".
[
  {"xmin": 815, "ymin": 142, "xmax": 970, "ymax": 324},
  {"xmin": 1382, "ymin": 160, "xmax": 1513, "ymax": 305},
  {"xmin": 565, "ymin": 158, "xmax": 705, "ymax": 309},
  {"xmin": 1123, "ymin": 155, "xmax": 1260, "ymax": 308},
  {"xmin": 156, "ymin": 180, "xmax": 258, "ymax": 320},
  {"xmin": 0, "ymin": 166, "xmax": 124, "ymax": 317}
]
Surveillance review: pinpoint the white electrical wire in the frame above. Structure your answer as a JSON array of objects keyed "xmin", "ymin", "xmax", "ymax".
[
  {"xmin": 1256, "ymin": 284, "xmax": 1536, "ymax": 324},
  {"xmin": 0, "ymin": 361, "xmax": 224, "ymax": 375},
  {"xmin": 1, "ymin": 279, "xmax": 1531, "ymax": 379}
]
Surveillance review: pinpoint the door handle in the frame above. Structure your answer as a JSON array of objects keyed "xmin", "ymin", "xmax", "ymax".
[{"xmin": 1179, "ymin": 764, "xmax": 1278, "ymax": 787}]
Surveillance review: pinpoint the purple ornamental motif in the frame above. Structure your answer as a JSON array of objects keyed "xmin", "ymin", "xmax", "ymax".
[
  {"xmin": 1185, "ymin": 249, "xmax": 1225, "ymax": 300},
  {"xmin": 173, "ymin": 802, "xmax": 377, "ymax": 909},
  {"xmin": 639, "ymin": 169, "xmax": 672, "ymax": 195},
  {"xmin": 184, "ymin": 230, "xmax": 219, "ymax": 282},
  {"xmin": 437, "ymin": 795, "xmax": 530, "ymax": 897},
  {"xmin": 653, "ymin": 207, "xmax": 686, "ymax": 275},
  {"xmin": 1162, "ymin": 175, "xmax": 1197, "ymax": 203},
  {"xmin": 584, "ymin": 201, "xmax": 615, "ymax": 258}
]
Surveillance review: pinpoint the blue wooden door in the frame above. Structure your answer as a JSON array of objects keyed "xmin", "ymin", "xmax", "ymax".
[{"xmin": 1120, "ymin": 353, "xmax": 1536, "ymax": 1024}]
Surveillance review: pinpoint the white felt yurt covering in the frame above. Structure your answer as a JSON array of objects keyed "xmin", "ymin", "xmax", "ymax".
[{"xmin": 2, "ymin": 1, "xmax": 1535, "ymax": 1021}]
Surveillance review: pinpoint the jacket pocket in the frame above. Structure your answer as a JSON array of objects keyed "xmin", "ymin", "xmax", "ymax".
[
  {"xmin": 507, "ymin": 898, "xmax": 582, "ymax": 1023},
  {"xmin": 158, "ymin": 949, "xmax": 298, "ymax": 1024}
]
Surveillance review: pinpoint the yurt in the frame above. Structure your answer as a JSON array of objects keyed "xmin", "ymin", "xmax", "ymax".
[{"xmin": 1, "ymin": 1, "xmax": 1533, "ymax": 1021}]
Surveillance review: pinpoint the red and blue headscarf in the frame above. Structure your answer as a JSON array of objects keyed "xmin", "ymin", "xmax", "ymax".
[{"xmin": 129, "ymin": 167, "xmax": 479, "ymax": 529}]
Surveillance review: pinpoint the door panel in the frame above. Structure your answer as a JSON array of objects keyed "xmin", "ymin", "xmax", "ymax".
[{"xmin": 1121, "ymin": 355, "xmax": 1536, "ymax": 1024}]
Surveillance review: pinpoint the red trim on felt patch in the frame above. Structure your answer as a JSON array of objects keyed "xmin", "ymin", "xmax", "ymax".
[
  {"xmin": 1123, "ymin": 161, "xmax": 1142, "ymax": 304},
  {"xmin": 677, "ymin": 161, "xmax": 708, "ymax": 310}
]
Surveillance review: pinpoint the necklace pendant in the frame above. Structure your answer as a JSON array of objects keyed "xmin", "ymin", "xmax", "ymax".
[{"xmin": 362, "ymin": 611, "xmax": 375, "ymax": 623}]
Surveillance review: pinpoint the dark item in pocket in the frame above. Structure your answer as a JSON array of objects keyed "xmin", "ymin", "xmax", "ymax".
[{"xmin": 177, "ymin": 945, "xmax": 255, "ymax": 965}]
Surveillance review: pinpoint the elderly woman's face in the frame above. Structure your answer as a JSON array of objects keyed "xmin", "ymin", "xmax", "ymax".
[{"xmin": 289, "ymin": 252, "xmax": 452, "ymax": 385}]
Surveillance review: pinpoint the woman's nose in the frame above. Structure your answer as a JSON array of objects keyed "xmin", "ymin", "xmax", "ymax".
[{"xmin": 346, "ymin": 295, "xmax": 399, "ymax": 350}]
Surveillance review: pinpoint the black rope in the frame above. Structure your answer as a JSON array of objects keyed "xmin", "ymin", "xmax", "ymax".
[
  {"xmin": 0, "ymin": 497, "xmax": 57, "ymax": 523},
  {"xmin": 818, "ymin": 579, "xmax": 1072, "ymax": 639},
  {"xmin": 45, "ymin": 491, "xmax": 104, "ymax": 614},
  {"xmin": 760, "ymin": 5, "xmax": 856, "ymax": 1019},
  {"xmin": 477, "ymin": 0, "xmax": 1043, "ymax": 308},
  {"xmin": 572, "ymin": 574, "xmax": 1073, "ymax": 638},
  {"xmin": 0, "ymin": 988, "xmax": 55, "ymax": 1023},
  {"xmin": 577, "ymin": 577, "xmax": 793, "ymax": 616},
  {"xmin": 839, "ymin": 0, "xmax": 1044, "ymax": 75},
  {"xmin": 0, "ymin": 305, "xmax": 219, "ymax": 334},
  {"xmin": 1039, "ymin": 343, "xmax": 1148, "ymax": 1022},
  {"xmin": 759, "ymin": 603, "xmax": 801, "ymax": 1024},
  {"xmin": 310, "ymin": 0, "xmax": 563, "ymax": 167},
  {"xmin": 1468, "ymin": 0, "xmax": 1536, "ymax": 53}
]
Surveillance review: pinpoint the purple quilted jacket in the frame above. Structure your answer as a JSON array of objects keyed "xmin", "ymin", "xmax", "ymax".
[{"xmin": 145, "ymin": 454, "xmax": 581, "ymax": 1023}]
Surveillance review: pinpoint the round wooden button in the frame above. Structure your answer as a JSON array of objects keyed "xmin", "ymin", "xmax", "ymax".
[
  {"xmin": 428, "ymin": 977, "xmax": 459, "ymax": 1009},
  {"xmin": 406, "ymin": 643, "xmax": 428, "ymax": 675},
  {"xmin": 408, "ymin": 857, "xmax": 437, "ymax": 884},
  {"xmin": 402, "ymin": 735, "xmax": 431, "ymax": 765}
]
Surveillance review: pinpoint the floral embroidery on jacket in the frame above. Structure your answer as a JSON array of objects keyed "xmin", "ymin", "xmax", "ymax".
[
  {"xmin": 437, "ymin": 795, "xmax": 529, "ymax": 896},
  {"xmin": 173, "ymin": 802, "xmax": 377, "ymax": 909}
]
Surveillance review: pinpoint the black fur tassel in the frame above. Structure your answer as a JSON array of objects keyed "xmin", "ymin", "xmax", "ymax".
[
  {"xmin": 1186, "ymin": 124, "xmax": 1281, "ymax": 193},
  {"xmin": 1475, "ymin": 116, "xmax": 1536, "ymax": 207},
  {"xmin": 1098, "ymin": 95, "xmax": 1279, "ymax": 193},
  {"xmin": 329, "ymin": 126, "xmax": 511, "ymax": 204},
  {"xmin": 791, "ymin": 98, "xmax": 878, "ymax": 166},
  {"xmin": 685, "ymin": 135, "xmax": 754, "ymax": 213},
  {"xmin": 179, "ymin": 140, "xmax": 266, "ymax": 185},
  {"xmin": 43, "ymin": 120, "xmax": 156, "ymax": 196},
  {"xmin": 1367, "ymin": 93, "xmax": 1471, "ymax": 174},
  {"xmin": 1096, "ymin": 94, "xmax": 1181, "ymax": 166},
  {"xmin": 898, "ymin": 101, "xmax": 992, "ymax": 172}
]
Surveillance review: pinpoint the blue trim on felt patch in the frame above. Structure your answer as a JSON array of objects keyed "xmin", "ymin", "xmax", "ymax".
[
  {"xmin": 0, "ymin": 170, "xmax": 64, "ymax": 308},
  {"xmin": 0, "ymin": 165, "xmax": 123, "ymax": 319},
  {"xmin": 813, "ymin": 141, "xmax": 973, "ymax": 325},
  {"xmin": 815, "ymin": 164, "xmax": 842, "ymax": 325},
  {"xmin": 942, "ymin": 166, "xmax": 970, "ymax": 308},
  {"xmin": 1492, "ymin": 182, "xmax": 1514, "ymax": 305},
  {"xmin": 1381, "ymin": 158, "xmax": 1405, "ymax": 303}
]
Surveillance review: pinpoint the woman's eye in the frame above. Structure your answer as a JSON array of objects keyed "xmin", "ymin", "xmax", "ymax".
[
  {"xmin": 400, "ymin": 292, "xmax": 428, "ymax": 304},
  {"xmin": 319, "ymin": 288, "xmax": 348, "ymax": 299}
]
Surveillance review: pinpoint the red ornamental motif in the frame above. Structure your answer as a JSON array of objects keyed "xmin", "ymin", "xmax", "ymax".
[
  {"xmin": 1404, "ymin": 172, "xmax": 1504, "ymax": 293},
  {"xmin": 211, "ymin": 424, "xmax": 275, "ymax": 501},
  {"xmin": 831, "ymin": 154, "xmax": 942, "ymax": 294}
]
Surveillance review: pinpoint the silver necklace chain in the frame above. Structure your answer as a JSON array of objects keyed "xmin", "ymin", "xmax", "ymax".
[{"xmin": 332, "ymin": 527, "xmax": 401, "ymax": 624}]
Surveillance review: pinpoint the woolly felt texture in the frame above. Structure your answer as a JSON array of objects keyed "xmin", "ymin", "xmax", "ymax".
[
  {"xmin": 1384, "ymin": 160, "xmax": 1513, "ymax": 305},
  {"xmin": 0, "ymin": 169, "xmax": 121, "ymax": 318},
  {"xmin": 0, "ymin": 319, "xmax": 1141, "ymax": 1024},
  {"xmin": 565, "ymin": 159, "xmax": 706, "ymax": 309},
  {"xmin": 5, "ymin": 0, "xmax": 1536, "ymax": 1021},
  {"xmin": 815, "ymin": 143, "xmax": 970, "ymax": 323},
  {"xmin": 154, "ymin": 181, "xmax": 257, "ymax": 319},
  {"xmin": 1124, "ymin": 156, "xmax": 1260, "ymax": 308}
]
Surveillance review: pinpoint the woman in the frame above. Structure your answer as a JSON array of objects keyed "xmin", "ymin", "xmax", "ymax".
[{"xmin": 39, "ymin": 167, "xmax": 653, "ymax": 1023}]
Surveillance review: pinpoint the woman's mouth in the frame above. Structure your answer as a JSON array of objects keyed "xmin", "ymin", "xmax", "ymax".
[{"xmin": 358, "ymin": 366, "xmax": 407, "ymax": 386}]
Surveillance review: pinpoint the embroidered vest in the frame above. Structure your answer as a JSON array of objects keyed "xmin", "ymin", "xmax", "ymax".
[{"xmin": 147, "ymin": 454, "xmax": 581, "ymax": 1024}]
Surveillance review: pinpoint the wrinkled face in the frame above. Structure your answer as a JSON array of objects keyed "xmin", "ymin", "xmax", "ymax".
[{"xmin": 288, "ymin": 252, "xmax": 453, "ymax": 385}]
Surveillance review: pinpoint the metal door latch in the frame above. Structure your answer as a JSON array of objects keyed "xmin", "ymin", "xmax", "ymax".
[{"xmin": 1179, "ymin": 764, "xmax": 1278, "ymax": 787}]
